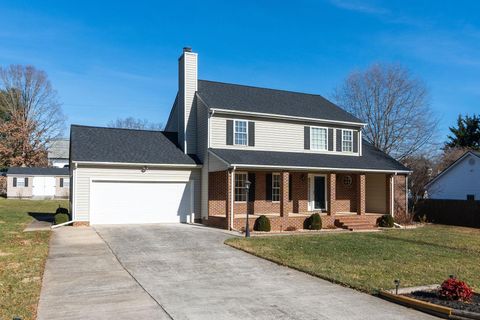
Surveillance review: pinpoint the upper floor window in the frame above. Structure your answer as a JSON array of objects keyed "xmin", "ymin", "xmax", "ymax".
[
  {"xmin": 234, "ymin": 120, "xmax": 248, "ymax": 146},
  {"xmin": 342, "ymin": 129, "xmax": 353, "ymax": 152},
  {"xmin": 272, "ymin": 173, "xmax": 281, "ymax": 202},
  {"xmin": 234, "ymin": 172, "xmax": 247, "ymax": 202},
  {"xmin": 311, "ymin": 127, "xmax": 328, "ymax": 151}
]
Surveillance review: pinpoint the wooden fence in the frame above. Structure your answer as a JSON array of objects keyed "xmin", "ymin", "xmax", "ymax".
[{"xmin": 415, "ymin": 199, "xmax": 480, "ymax": 228}]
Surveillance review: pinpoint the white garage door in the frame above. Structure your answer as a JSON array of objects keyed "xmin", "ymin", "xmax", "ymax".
[{"xmin": 90, "ymin": 180, "xmax": 193, "ymax": 225}]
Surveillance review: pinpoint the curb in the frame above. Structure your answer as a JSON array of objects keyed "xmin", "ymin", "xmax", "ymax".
[
  {"xmin": 379, "ymin": 290, "xmax": 451, "ymax": 318},
  {"xmin": 379, "ymin": 291, "xmax": 480, "ymax": 320}
]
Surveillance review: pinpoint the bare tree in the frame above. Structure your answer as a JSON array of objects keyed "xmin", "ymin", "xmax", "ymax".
[
  {"xmin": 434, "ymin": 146, "xmax": 470, "ymax": 174},
  {"xmin": 334, "ymin": 63, "xmax": 438, "ymax": 160},
  {"xmin": 107, "ymin": 117, "xmax": 163, "ymax": 131},
  {"xmin": 0, "ymin": 65, "xmax": 65, "ymax": 167},
  {"xmin": 402, "ymin": 155, "xmax": 434, "ymax": 213}
]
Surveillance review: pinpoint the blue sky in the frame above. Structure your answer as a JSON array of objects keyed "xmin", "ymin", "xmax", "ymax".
[{"xmin": 0, "ymin": 0, "xmax": 479, "ymax": 142}]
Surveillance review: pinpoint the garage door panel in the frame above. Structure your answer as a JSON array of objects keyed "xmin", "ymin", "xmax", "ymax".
[{"xmin": 90, "ymin": 181, "xmax": 192, "ymax": 225}]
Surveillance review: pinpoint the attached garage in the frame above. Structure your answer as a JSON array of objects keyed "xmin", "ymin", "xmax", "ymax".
[
  {"xmin": 90, "ymin": 180, "xmax": 193, "ymax": 224},
  {"xmin": 70, "ymin": 125, "xmax": 202, "ymax": 226}
]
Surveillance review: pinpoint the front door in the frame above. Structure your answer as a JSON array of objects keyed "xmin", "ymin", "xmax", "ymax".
[{"xmin": 309, "ymin": 175, "xmax": 327, "ymax": 211}]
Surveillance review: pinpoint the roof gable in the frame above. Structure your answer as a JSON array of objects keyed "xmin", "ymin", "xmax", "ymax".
[
  {"xmin": 197, "ymin": 80, "xmax": 363, "ymax": 124},
  {"xmin": 426, "ymin": 151, "xmax": 480, "ymax": 188}
]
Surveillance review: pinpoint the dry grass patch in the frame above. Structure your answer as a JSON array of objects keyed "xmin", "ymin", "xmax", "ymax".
[{"xmin": 0, "ymin": 198, "xmax": 68, "ymax": 320}]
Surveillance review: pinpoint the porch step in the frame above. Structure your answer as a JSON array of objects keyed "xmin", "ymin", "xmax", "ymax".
[{"xmin": 335, "ymin": 216, "xmax": 377, "ymax": 231}]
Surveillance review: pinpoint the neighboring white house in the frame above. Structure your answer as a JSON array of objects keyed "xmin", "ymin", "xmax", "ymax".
[
  {"xmin": 6, "ymin": 167, "xmax": 70, "ymax": 199},
  {"xmin": 426, "ymin": 151, "xmax": 480, "ymax": 200},
  {"xmin": 48, "ymin": 139, "xmax": 70, "ymax": 168}
]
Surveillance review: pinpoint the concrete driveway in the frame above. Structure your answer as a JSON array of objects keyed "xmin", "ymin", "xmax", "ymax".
[{"xmin": 38, "ymin": 224, "xmax": 437, "ymax": 320}]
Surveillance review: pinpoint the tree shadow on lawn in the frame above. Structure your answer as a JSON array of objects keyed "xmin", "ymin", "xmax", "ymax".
[{"xmin": 368, "ymin": 232, "xmax": 479, "ymax": 254}]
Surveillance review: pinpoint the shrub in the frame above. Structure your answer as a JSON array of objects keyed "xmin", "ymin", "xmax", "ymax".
[
  {"xmin": 56, "ymin": 207, "xmax": 69, "ymax": 214},
  {"xmin": 304, "ymin": 213, "xmax": 322, "ymax": 230},
  {"xmin": 439, "ymin": 277, "xmax": 473, "ymax": 301},
  {"xmin": 253, "ymin": 215, "xmax": 271, "ymax": 232},
  {"xmin": 377, "ymin": 214, "xmax": 394, "ymax": 228},
  {"xmin": 54, "ymin": 213, "xmax": 69, "ymax": 225},
  {"xmin": 303, "ymin": 216, "xmax": 312, "ymax": 229}
]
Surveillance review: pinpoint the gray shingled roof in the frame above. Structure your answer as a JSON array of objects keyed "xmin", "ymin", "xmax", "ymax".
[
  {"xmin": 70, "ymin": 125, "xmax": 201, "ymax": 165},
  {"xmin": 197, "ymin": 80, "xmax": 363, "ymax": 124},
  {"xmin": 7, "ymin": 167, "xmax": 69, "ymax": 176},
  {"xmin": 210, "ymin": 142, "xmax": 409, "ymax": 172},
  {"xmin": 47, "ymin": 139, "xmax": 69, "ymax": 159}
]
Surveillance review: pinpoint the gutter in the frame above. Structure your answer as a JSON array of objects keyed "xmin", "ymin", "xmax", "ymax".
[{"xmin": 72, "ymin": 161, "xmax": 202, "ymax": 168}]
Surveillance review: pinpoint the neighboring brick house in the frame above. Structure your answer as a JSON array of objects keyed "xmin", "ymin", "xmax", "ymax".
[{"xmin": 69, "ymin": 48, "xmax": 409, "ymax": 230}]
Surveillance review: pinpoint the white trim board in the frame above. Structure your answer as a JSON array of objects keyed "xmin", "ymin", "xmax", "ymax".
[{"xmin": 210, "ymin": 108, "xmax": 366, "ymax": 127}]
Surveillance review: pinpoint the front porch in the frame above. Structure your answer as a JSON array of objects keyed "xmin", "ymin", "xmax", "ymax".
[{"xmin": 205, "ymin": 170, "xmax": 404, "ymax": 231}]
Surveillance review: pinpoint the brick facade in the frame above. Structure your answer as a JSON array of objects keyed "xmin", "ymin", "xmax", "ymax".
[
  {"xmin": 335, "ymin": 173, "xmax": 357, "ymax": 213},
  {"xmin": 357, "ymin": 174, "xmax": 366, "ymax": 215},
  {"xmin": 233, "ymin": 214, "xmax": 337, "ymax": 232},
  {"xmin": 394, "ymin": 175, "xmax": 407, "ymax": 217},
  {"xmin": 205, "ymin": 170, "xmax": 407, "ymax": 232},
  {"xmin": 208, "ymin": 171, "xmax": 228, "ymax": 216},
  {"xmin": 73, "ymin": 221, "xmax": 89, "ymax": 227}
]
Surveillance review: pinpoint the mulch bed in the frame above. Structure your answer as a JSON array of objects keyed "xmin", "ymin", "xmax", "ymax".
[{"xmin": 406, "ymin": 290, "xmax": 480, "ymax": 313}]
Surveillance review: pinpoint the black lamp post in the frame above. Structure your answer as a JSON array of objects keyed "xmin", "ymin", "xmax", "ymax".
[{"xmin": 245, "ymin": 180, "xmax": 251, "ymax": 237}]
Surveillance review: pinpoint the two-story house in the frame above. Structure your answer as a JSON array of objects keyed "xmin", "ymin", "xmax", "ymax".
[{"xmin": 69, "ymin": 48, "xmax": 409, "ymax": 230}]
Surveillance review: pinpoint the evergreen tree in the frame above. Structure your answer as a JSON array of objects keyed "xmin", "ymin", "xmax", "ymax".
[{"xmin": 445, "ymin": 114, "xmax": 480, "ymax": 150}]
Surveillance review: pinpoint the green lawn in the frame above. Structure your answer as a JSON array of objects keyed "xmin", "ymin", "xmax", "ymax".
[
  {"xmin": 0, "ymin": 198, "xmax": 68, "ymax": 320},
  {"xmin": 226, "ymin": 225, "xmax": 480, "ymax": 293}
]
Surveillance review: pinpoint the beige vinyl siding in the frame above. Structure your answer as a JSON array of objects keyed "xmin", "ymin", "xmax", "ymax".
[
  {"xmin": 196, "ymin": 98, "xmax": 209, "ymax": 162},
  {"xmin": 165, "ymin": 96, "xmax": 179, "ymax": 132},
  {"xmin": 366, "ymin": 173, "xmax": 387, "ymax": 213},
  {"xmin": 7, "ymin": 176, "xmax": 32, "ymax": 198},
  {"xmin": 177, "ymin": 59, "xmax": 185, "ymax": 151},
  {"xmin": 210, "ymin": 114, "xmax": 360, "ymax": 155},
  {"xmin": 183, "ymin": 52, "xmax": 197, "ymax": 155},
  {"xmin": 208, "ymin": 152, "xmax": 229, "ymax": 172},
  {"xmin": 73, "ymin": 165, "xmax": 201, "ymax": 222},
  {"xmin": 196, "ymin": 98, "xmax": 210, "ymax": 219}
]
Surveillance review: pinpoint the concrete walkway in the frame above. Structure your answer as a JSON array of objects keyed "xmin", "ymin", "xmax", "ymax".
[{"xmin": 38, "ymin": 224, "xmax": 437, "ymax": 319}]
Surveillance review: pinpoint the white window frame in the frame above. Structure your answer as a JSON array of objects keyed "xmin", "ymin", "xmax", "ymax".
[
  {"xmin": 63, "ymin": 178, "xmax": 70, "ymax": 188},
  {"xmin": 234, "ymin": 172, "xmax": 248, "ymax": 202},
  {"xmin": 234, "ymin": 120, "xmax": 248, "ymax": 146},
  {"xmin": 310, "ymin": 126, "xmax": 328, "ymax": 151},
  {"xmin": 272, "ymin": 173, "xmax": 281, "ymax": 202},
  {"xmin": 16, "ymin": 177, "xmax": 25, "ymax": 188},
  {"xmin": 342, "ymin": 129, "xmax": 353, "ymax": 153}
]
